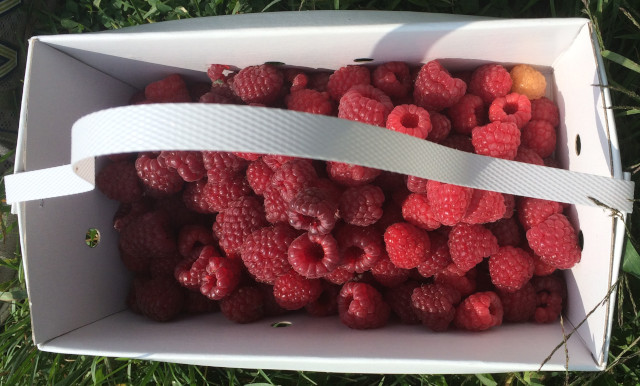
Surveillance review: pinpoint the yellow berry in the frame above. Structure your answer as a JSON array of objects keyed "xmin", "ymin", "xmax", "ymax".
[{"xmin": 510, "ymin": 64, "xmax": 546, "ymax": 100}]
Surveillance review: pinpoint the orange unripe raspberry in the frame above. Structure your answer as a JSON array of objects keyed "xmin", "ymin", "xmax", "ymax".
[{"xmin": 510, "ymin": 64, "xmax": 547, "ymax": 100}]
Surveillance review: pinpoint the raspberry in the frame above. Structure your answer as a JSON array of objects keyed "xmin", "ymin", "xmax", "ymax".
[
  {"xmin": 338, "ymin": 184, "xmax": 385, "ymax": 227},
  {"xmin": 521, "ymin": 120, "xmax": 556, "ymax": 158},
  {"xmin": 324, "ymin": 265, "xmax": 355, "ymax": 285},
  {"xmin": 532, "ymin": 275, "xmax": 566, "ymax": 323},
  {"xmin": 413, "ymin": 60, "xmax": 466, "ymax": 111},
  {"xmin": 338, "ymin": 282, "xmax": 390, "ymax": 329},
  {"xmin": 416, "ymin": 232, "xmax": 452, "ymax": 278},
  {"xmin": 200, "ymin": 255, "xmax": 243, "ymax": 300},
  {"xmin": 327, "ymin": 65, "xmax": 371, "ymax": 101},
  {"xmin": 327, "ymin": 161, "xmax": 381, "ymax": 187},
  {"xmin": 246, "ymin": 158, "xmax": 273, "ymax": 195},
  {"xmin": 514, "ymin": 146, "xmax": 544, "ymax": 165},
  {"xmin": 434, "ymin": 265, "xmax": 478, "ymax": 298},
  {"xmin": 462, "ymin": 189, "xmax": 506, "ymax": 225},
  {"xmin": 471, "ymin": 121, "xmax": 520, "ymax": 160},
  {"xmin": 203, "ymin": 171, "xmax": 252, "ymax": 212},
  {"xmin": 401, "ymin": 193, "xmax": 441, "ymax": 231},
  {"xmin": 530, "ymin": 97, "xmax": 560, "ymax": 127},
  {"xmin": 262, "ymin": 154, "xmax": 296, "ymax": 170},
  {"xmin": 234, "ymin": 152, "xmax": 261, "ymax": 162},
  {"xmin": 488, "ymin": 93, "xmax": 532, "ymax": 129},
  {"xmin": 486, "ymin": 217, "xmax": 522, "ymax": 247},
  {"xmin": 406, "ymin": 175, "xmax": 429, "ymax": 194},
  {"xmin": 411, "ymin": 283, "xmax": 460, "ymax": 331},
  {"xmin": 173, "ymin": 255, "xmax": 201, "ymax": 291},
  {"xmin": 526, "ymin": 213, "xmax": 581, "ymax": 270},
  {"xmin": 488, "ymin": 246, "xmax": 534, "ymax": 292},
  {"xmin": 532, "ymin": 252, "xmax": 557, "ymax": 276},
  {"xmin": 448, "ymin": 223, "xmax": 498, "ymax": 272},
  {"xmin": 119, "ymin": 210, "xmax": 177, "ymax": 270},
  {"xmin": 129, "ymin": 91, "xmax": 148, "ymax": 105},
  {"xmin": 305, "ymin": 281, "xmax": 340, "ymax": 317},
  {"xmin": 273, "ymin": 271, "xmax": 323, "ymax": 310},
  {"xmin": 207, "ymin": 64, "xmax": 231, "ymax": 83},
  {"xmin": 202, "ymin": 151, "xmax": 248, "ymax": 178},
  {"xmin": 135, "ymin": 152, "xmax": 184, "ymax": 197},
  {"xmin": 544, "ymin": 156, "xmax": 562, "ymax": 169},
  {"xmin": 468, "ymin": 64, "xmax": 512, "ymax": 105},
  {"xmin": 338, "ymin": 84, "xmax": 394, "ymax": 126},
  {"xmin": 220, "ymin": 285, "xmax": 265, "ymax": 323},
  {"xmin": 426, "ymin": 180, "xmax": 473, "ymax": 226},
  {"xmin": 113, "ymin": 199, "xmax": 151, "ymax": 232},
  {"xmin": 144, "ymin": 74, "xmax": 192, "ymax": 103},
  {"xmin": 498, "ymin": 282, "xmax": 537, "ymax": 323},
  {"xmin": 263, "ymin": 184, "xmax": 290, "ymax": 224},
  {"xmin": 231, "ymin": 64, "xmax": 283, "ymax": 105},
  {"xmin": 160, "ymin": 151, "xmax": 206, "ymax": 182},
  {"xmin": 182, "ymin": 180, "xmax": 217, "ymax": 214},
  {"xmin": 427, "ymin": 112, "xmax": 452, "ymax": 143},
  {"xmin": 309, "ymin": 71, "xmax": 331, "ymax": 92},
  {"xmin": 285, "ymin": 89, "xmax": 334, "ymax": 115},
  {"xmin": 372, "ymin": 61, "xmax": 412, "ymax": 98},
  {"xmin": 370, "ymin": 253, "xmax": 410, "ymax": 287},
  {"xmin": 285, "ymin": 70, "xmax": 309, "ymax": 93},
  {"xmin": 517, "ymin": 197, "xmax": 563, "ymax": 231},
  {"xmin": 336, "ymin": 224, "xmax": 383, "ymax": 273},
  {"xmin": 288, "ymin": 187, "xmax": 339, "ymax": 235},
  {"xmin": 136, "ymin": 277, "xmax": 185, "ymax": 322},
  {"xmin": 384, "ymin": 222, "xmax": 431, "ymax": 269},
  {"xmin": 184, "ymin": 291, "xmax": 219, "ymax": 314},
  {"xmin": 442, "ymin": 134, "xmax": 474, "ymax": 153},
  {"xmin": 213, "ymin": 196, "xmax": 268, "ymax": 258},
  {"xmin": 454, "ymin": 291, "xmax": 503, "ymax": 331},
  {"xmin": 199, "ymin": 88, "xmax": 236, "ymax": 104},
  {"xmin": 384, "ymin": 281, "xmax": 421, "ymax": 324},
  {"xmin": 177, "ymin": 224, "xmax": 215, "ymax": 258},
  {"xmin": 96, "ymin": 160, "xmax": 143, "ymax": 203},
  {"xmin": 288, "ymin": 232, "xmax": 340, "ymax": 279},
  {"xmin": 241, "ymin": 224, "xmax": 297, "ymax": 284},
  {"xmin": 270, "ymin": 159, "xmax": 317, "ymax": 203},
  {"xmin": 447, "ymin": 93, "xmax": 487, "ymax": 135},
  {"xmin": 385, "ymin": 104, "xmax": 432, "ymax": 139},
  {"xmin": 509, "ymin": 64, "xmax": 547, "ymax": 100},
  {"xmin": 503, "ymin": 194, "xmax": 516, "ymax": 219}
]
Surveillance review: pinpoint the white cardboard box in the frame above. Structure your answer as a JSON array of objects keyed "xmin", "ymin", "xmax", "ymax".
[{"xmin": 8, "ymin": 11, "xmax": 630, "ymax": 373}]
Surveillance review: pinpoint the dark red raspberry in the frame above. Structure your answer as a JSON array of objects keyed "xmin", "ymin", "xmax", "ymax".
[
  {"xmin": 135, "ymin": 152, "xmax": 184, "ymax": 197},
  {"xmin": 413, "ymin": 60, "xmax": 466, "ymax": 111},
  {"xmin": 240, "ymin": 224, "xmax": 297, "ymax": 284},
  {"xmin": 184, "ymin": 291, "xmax": 219, "ymax": 314},
  {"xmin": 338, "ymin": 282, "xmax": 390, "ymax": 329},
  {"xmin": 129, "ymin": 91, "xmax": 148, "ymax": 105},
  {"xmin": 384, "ymin": 281, "xmax": 421, "ymax": 324},
  {"xmin": 136, "ymin": 276, "xmax": 185, "ymax": 322},
  {"xmin": 213, "ymin": 196, "xmax": 268, "ymax": 258},
  {"xmin": 288, "ymin": 232, "xmax": 341, "ymax": 279},
  {"xmin": 498, "ymin": 282, "xmax": 537, "ymax": 323},
  {"xmin": 468, "ymin": 64, "xmax": 512, "ymax": 105},
  {"xmin": 426, "ymin": 180, "xmax": 473, "ymax": 226},
  {"xmin": 263, "ymin": 183, "xmax": 290, "ymax": 224},
  {"xmin": 416, "ymin": 232, "xmax": 452, "ymax": 278},
  {"xmin": 488, "ymin": 246, "xmax": 534, "ymax": 292},
  {"xmin": 338, "ymin": 84, "xmax": 394, "ymax": 126},
  {"xmin": 174, "ymin": 257, "xmax": 200, "ymax": 291},
  {"xmin": 308, "ymin": 71, "xmax": 331, "ymax": 92},
  {"xmin": 406, "ymin": 175, "xmax": 429, "ymax": 194},
  {"xmin": 305, "ymin": 281, "xmax": 340, "ymax": 317},
  {"xmin": 203, "ymin": 171, "xmax": 252, "ymax": 212},
  {"xmin": 336, "ymin": 224, "xmax": 383, "ymax": 273},
  {"xmin": 200, "ymin": 255, "xmax": 243, "ymax": 300},
  {"xmin": 384, "ymin": 222, "xmax": 431, "ymax": 269},
  {"xmin": 262, "ymin": 154, "xmax": 296, "ymax": 170},
  {"xmin": 288, "ymin": 187, "xmax": 339, "ymax": 235},
  {"xmin": 160, "ymin": 151, "xmax": 206, "ymax": 182},
  {"xmin": 514, "ymin": 146, "xmax": 545, "ymax": 165},
  {"xmin": 471, "ymin": 121, "xmax": 521, "ymax": 160},
  {"xmin": 370, "ymin": 253, "xmax": 410, "ymax": 287},
  {"xmin": 385, "ymin": 104, "xmax": 432, "ymax": 139},
  {"xmin": 144, "ymin": 74, "xmax": 192, "ymax": 103},
  {"xmin": 155, "ymin": 194, "xmax": 209, "ymax": 229},
  {"xmin": 231, "ymin": 64, "xmax": 283, "ymax": 105},
  {"xmin": 448, "ymin": 223, "xmax": 498, "ymax": 272},
  {"xmin": 526, "ymin": 213, "xmax": 581, "ymax": 270},
  {"xmin": 199, "ymin": 88, "xmax": 236, "ymax": 104},
  {"xmin": 338, "ymin": 184, "xmax": 385, "ymax": 227},
  {"xmin": 286, "ymin": 89, "xmax": 334, "ymax": 115},
  {"xmin": 402, "ymin": 193, "xmax": 441, "ymax": 231},
  {"xmin": 521, "ymin": 120, "xmax": 556, "ymax": 158},
  {"xmin": 324, "ymin": 265, "xmax": 355, "ymax": 285},
  {"xmin": 442, "ymin": 134, "xmax": 475, "ymax": 153},
  {"xmin": 434, "ymin": 265, "xmax": 478, "ymax": 298},
  {"xmin": 207, "ymin": 64, "xmax": 231, "ymax": 83},
  {"xmin": 503, "ymin": 194, "xmax": 516, "ymax": 219},
  {"xmin": 177, "ymin": 224, "xmax": 215, "ymax": 258},
  {"xmin": 372, "ymin": 61, "xmax": 412, "ymax": 98},
  {"xmin": 233, "ymin": 152, "xmax": 261, "ymax": 162},
  {"xmin": 462, "ymin": 189, "xmax": 506, "ymax": 225},
  {"xmin": 532, "ymin": 275, "xmax": 566, "ymax": 323},
  {"xmin": 270, "ymin": 159, "xmax": 317, "ymax": 203},
  {"xmin": 517, "ymin": 197, "xmax": 563, "ymax": 231},
  {"xmin": 97, "ymin": 160, "xmax": 143, "ymax": 203},
  {"xmin": 454, "ymin": 291, "xmax": 503, "ymax": 331},
  {"xmin": 113, "ymin": 199, "xmax": 151, "ymax": 232},
  {"xmin": 412, "ymin": 283, "xmax": 460, "ymax": 331},
  {"xmin": 182, "ymin": 180, "xmax": 217, "ymax": 214},
  {"xmin": 119, "ymin": 210, "xmax": 177, "ymax": 270},
  {"xmin": 544, "ymin": 156, "xmax": 562, "ymax": 169},
  {"xmin": 427, "ymin": 112, "xmax": 452, "ymax": 143},
  {"xmin": 220, "ymin": 285, "xmax": 265, "ymax": 323},
  {"xmin": 486, "ymin": 217, "xmax": 522, "ymax": 247},
  {"xmin": 327, "ymin": 65, "xmax": 371, "ymax": 101},
  {"xmin": 447, "ymin": 93, "xmax": 487, "ymax": 135},
  {"xmin": 530, "ymin": 97, "xmax": 560, "ymax": 127},
  {"xmin": 246, "ymin": 158, "xmax": 274, "ymax": 195},
  {"xmin": 273, "ymin": 271, "xmax": 323, "ymax": 310},
  {"xmin": 313, "ymin": 178, "xmax": 344, "ymax": 203},
  {"xmin": 488, "ymin": 92, "xmax": 532, "ymax": 129},
  {"xmin": 202, "ymin": 151, "xmax": 248, "ymax": 178},
  {"xmin": 326, "ymin": 161, "xmax": 381, "ymax": 187},
  {"xmin": 532, "ymin": 252, "xmax": 557, "ymax": 276}
]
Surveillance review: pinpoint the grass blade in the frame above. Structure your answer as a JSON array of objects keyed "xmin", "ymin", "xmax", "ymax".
[{"xmin": 601, "ymin": 49, "xmax": 640, "ymax": 74}]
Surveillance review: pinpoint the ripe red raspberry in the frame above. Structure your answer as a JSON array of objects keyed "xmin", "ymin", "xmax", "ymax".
[
  {"xmin": 308, "ymin": 71, "xmax": 331, "ymax": 92},
  {"xmin": 462, "ymin": 189, "xmax": 506, "ymax": 225},
  {"xmin": 288, "ymin": 232, "xmax": 341, "ymax": 279},
  {"xmin": 370, "ymin": 253, "xmax": 410, "ymax": 287},
  {"xmin": 530, "ymin": 97, "xmax": 560, "ymax": 127},
  {"xmin": 182, "ymin": 180, "xmax": 217, "ymax": 214},
  {"xmin": 514, "ymin": 146, "xmax": 545, "ymax": 165},
  {"xmin": 406, "ymin": 175, "xmax": 428, "ymax": 194},
  {"xmin": 338, "ymin": 282, "xmax": 390, "ymax": 329},
  {"xmin": 273, "ymin": 271, "xmax": 323, "ymax": 310},
  {"xmin": 177, "ymin": 224, "xmax": 215, "ymax": 258},
  {"xmin": 384, "ymin": 281, "xmax": 421, "ymax": 324},
  {"xmin": 336, "ymin": 224, "xmax": 383, "ymax": 273},
  {"xmin": 263, "ymin": 183, "xmax": 289, "ymax": 224},
  {"xmin": 202, "ymin": 151, "xmax": 248, "ymax": 178},
  {"xmin": 517, "ymin": 197, "xmax": 563, "ymax": 231},
  {"xmin": 426, "ymin": 180, "xmax": 473, "ymax": 226},
  {"xmin": 442, "ymin": 134, "xmax": 475, "ymax": 153},
  {"xmin": 447, "ymin": 93, "xmax": 487, "ymax": 135},
  {"xmin": 413, "ymin": 60, "xmax": 466, "ymax": 111},
  {"xmin": 246, "ymin": 158, "xmax": 273, "ymax": 195},
  {"xmin": 203, "ymin": 171, "xmax": 251, "ymax": 212},
  {"xmin": 401, "ymin": 193, "xmax": 441, "ymax": 231},
  {"xmin": 532, "ymin": 274, "xmax": 566, "ymax": 323},
  {"xmin": 468, "ymin": 64, "xmax": 512, "ymax": 105},
  {"xmin": 270, "ymin": 159, "xmax": 317, "ymax": 203},
  {"xmin": 532, "ymin": 252, "xmax": 557, "ymax": 276},
  {"xmin": 434, "ymin": 265, "xmax": 478, "ymax": 298},
  {"xmin": 471, "ymin": 121, "xmax": 521, "ymax": 160},
  {"xmin": 288, "ymin": 187, "xmax": 339, "ymax": 235},
  {"xmin": 305, "ymin": 281, "xmax": 340, "ymax": 317},
  {"xmin": 448, "ymin": 223, "xmax": 498, "ymax": 272},
  {"xmin": 324, "ymin": 265, "xmax": 355, "ymax": 285},
  {"xmin": 241, "ymin": 224, "xmax": 297, "ymax": 284},
  {"xmin": 326, "ymin": 161, "xmax": 381, "ymax": 187},
  {"xmin": 174, "ymin": 254, "xmax": 204, "ymax": 291},
  {"xmin": 327, "ymin": 65, "xmax": 371, "ymax": 101},
  {"xmin": 521, "ymin": 120, "xmax": 556, "ymax": 158},
  {"xmin": 338, "ymin": 184, "xmax": 385, "ymax": 227},
  {"xmin": 498, "ymin": 282, "xmax": 537, "ymax": 323},
  {"xmin": 412, "ymin": 283, "xmax": 460, "ymax": 331},
  {"xmin": 119, "ymin": 210, "xmax": 177, "ymax": 270},
  {"xmin": 372, "ymin": 61, "xmax": 412, "ymax": 98},
  {"xmin": 486, "ymin": 217, "xmax": 522, "ymax": 247},
  {"xmin": 213, "ymin": 196, "xmax": 268, "ymax": 258},
  {"xmin": 427, "ymin": 112, "xmax": 452, "ymax": 143},
  {"xmin": 200, "ymin": 255, "xmax": 243, "ymax": 300},
  {"xmin": 416, "ymin": 232, "xmax": 452, "ymax": 278},
  {"xmin": 207, "ymin": 64, "xmax": 231, "ymax": 82},
  {"xmin": 136, "ymin": 277, "xmax": 185, "ymax": 322},
  {"xmin": 454, "ymin": 291, "xmax": 503, "ymax": 331},
  {"xmin": 338, "ymin": 84, "xmax": 394, "ymax": 126},
  {"xmin": 160, "ymin": 151, "xmax": 206, "ymax": 182},
  {"xmin": 385, "ymin": 104, "xmax": 432, "ymax": 139},
  {"xmin": 135, "ymin": 152, "xmax": 184, "ymax": 197},
  {"xmin": 488, "ymin": 246, "xmax": 534, "ymax": 292},
  {"xmin": 526, "ymin": 213, "xmax": 581, "ymax": 270},
  {"xmin": 231, "ymin": 64, "xmax": 283, "ymax": 105},
  {"xmin": 262, "ymin": 154, "xmax": 296, "ymax": 170},
  {"xmin": 283, "ymin": 68, "xmax": 308, "ymax": 92},
  {"xmin": 285, "ymin": 89, "xmax": 334, "ymax": 115},
  {"xmin": 199, "ymin": 88, "xmax": 236, "ymax": 104},
  {"xmin": 220, "ymin": 285, "xmax": 265, "ymax": 323},
  {"xmin": 384, "ymin": 222, "xmax": 431, "ymax": 269},
  {"xmin": 96, "ymin": 161, "xmax": 143, "ymax": 203},
  {"xmin": 233, "ymin": 152, "xmax": 261, "ymax": 162},
  {"xmin": 488, "ymin": 92, "xmax": 532, "ymax": 129},
  {"xmin": 145, "ymin": 74, "xmax": 192, "ymax": 103}
]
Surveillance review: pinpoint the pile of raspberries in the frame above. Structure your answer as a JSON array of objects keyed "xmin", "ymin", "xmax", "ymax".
[{"xmin": 96, "ymin": 60, "xmax": 578, "ymax": 332}]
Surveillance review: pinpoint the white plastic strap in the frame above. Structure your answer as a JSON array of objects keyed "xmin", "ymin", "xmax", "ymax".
[{"xmin": 5, "ymin": 103, "xmax": 635, "ymax": 213}]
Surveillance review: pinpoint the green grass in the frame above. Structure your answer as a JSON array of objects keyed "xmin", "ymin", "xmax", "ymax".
[{"xmin": 2, "ymin": 0, "xmax": 640, "ymax": 384}]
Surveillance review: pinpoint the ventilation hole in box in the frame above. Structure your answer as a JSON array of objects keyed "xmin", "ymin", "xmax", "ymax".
[
  {"xmin": 353, "ymin": 58, "xmax": 374, "ymax": 63},
  {"xmin": 575, "ymin": 134, "xmax": 582, "ymax": 156},
  {"xmin": 264, "ymin": 61, "xmax": 285, "ymax": 66},
  {"xmin": 271, "ymin": 321, "xmax": 292, "ymax": 328},
  {"xmin": 85, "ymin": 228, "xmax": 100, "ymax": 248},
  {"xmin": 577, "ymin": 230, "xmax": 584, "ymax": 250}
]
